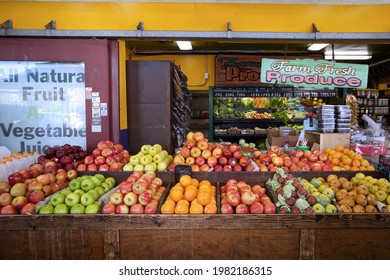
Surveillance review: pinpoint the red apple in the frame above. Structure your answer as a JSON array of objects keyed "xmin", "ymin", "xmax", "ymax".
[
  {"xmin": 228, "ymin": 158, "xmax": 238, "ymax": 166},
  {"xmin": 197, "ymin": 140, "xmax": 209, "ymax": 151},
  {"xmin": 0, "ymin": 204, "xmax": 17, "ymax": 215},
  {"xmin": 235, "ymin": 203, "xmax": 249, "ymax": 214},
  {"xmin": 27, "ymin": 190, "xmax": 45, "ymax": 204},
  {"xmin": 201, "ymin": 149, "xmax": 212, "ymax": 159},
  {"xmin": 241, "ymin": 191, "xmax": 256, "ymax": 205},
  {"xmin": 223, "ymin": 165, "xmax": 232, "ymax": 172},
  {"xmin": 84, "ymin": 155, "xmax": 94, "ymax": 165},
  {"xmin": 102, "ymin": 203, "xmax": 116, "ymax": 214},
  {"xmin": 293, "ymin": 150, "xmax": 304, "ymax": 158},
  {"xmin": 229, "ymin": 143, "xmax": 239, "ymax": 154},
  {"xmin": 8, "ymin": 172, "xmax": 25, "ymax": 186},
  {"xmin": 129, "ymin": 203, "xmax": 144, "ymax": 214},
  {"xmin": 92, "ymin": 148, "xmax": 102, "ymax": 158},
  {"xmin": 239, "ymin": 156, "xmax": 250, "ymax": 167},
  {"xmin": 119, "ymin": 181, "xmax": 133, "ymax": 195},
  {"xmin": 27, "ymin": 180, "xmax": 43, "ymax": 192},
  {"xmin": 144, "ymin": 202, "xmax": 158, "ymax": 214},
  {"xmin": 191, "ymin": 164, "xmax": 200, "ymax": 172},
  {"xmin": 250, "ymin": 201, "xmax": 264, "ymax": 214},
  {"xmin": 0, "ymin": 181, "xmax": 11, "ymax": 194},
  {"xmin": 94, "ymin": 156, "xmax": 106, "ymax": 166},
  {"xmin": 180, "ymin": 147, "xmax": 191, "ymax": 158},
  {"xmin": 185, "ymin": 140, "xmax": 197, "ymax": 149},
  {"xmin": 214, "ymin": 165, "xmax": 223, "ymax": 172},
  {"xmin": 263, "ymin": 202, "xmax": 276, "ymax": 214},
  {"xmin": 185, "ymin": 156, "xmax": 195, "ymax": 165},
  {"xmin": 11, "ymin": 196, "xmax": 28, "ymax": 210},
  {"xmin": 115, "ymin": 204, "xmax": 129, "ymax": 214},
  {"xmin": 233, "ymin": 150, "xmax": 243, "ymax": 160},
  {"xmin": 212, "ymin": 148, "xmax": 223, "ymax": 159},
  {"xmin": 227, "ymin": 190, "xmax": 241, "ymax": 207},
  {"xmin": 199, "ymin": 164, "xmax": 210, "ymax": 172},
  {"xmin": 193, "ymin": 131, "xmax": 205, "ymax": 142},
  {"xmin": 195, "ymin": 156, "xmax": 205, "ymax": 166},
  {"xmin": 138, "ymin": 192, "xmax": 152, "ymax": 205},
  {"xmin": 0, "ymin": 192, "xmax": 13, "ymax": 207},
  {"xmin": 221, "ymin": 203, "xmax": 234, "ymax": 214},
  {"xmin": 207, "ymin": 156, "xmax": 218, "ymax": 168},
  {"xmin": 87, "ymin": 164, "xmax": 98, "ymax": 171},
  {"xmin": 20, "ymin": 203, "xmax": 36, "ymax": 215}
]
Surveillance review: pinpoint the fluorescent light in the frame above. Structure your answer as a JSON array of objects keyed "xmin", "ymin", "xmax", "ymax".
[
  {"xmin": 176, "ymin": 41, "xmax": 192, "ymax": 50},
  {"xmin": 324, "ymin": 55, "xmax": 372, "ymax": 60},
  {"xmin": 308, "ymin": 43, "xmax": 329, "ymax": 51}
]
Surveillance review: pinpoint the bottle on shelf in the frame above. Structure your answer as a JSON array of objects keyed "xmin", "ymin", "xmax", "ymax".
[{"xmin": 0, "ymin": 161, "xmax": 9, "ymax": 181}]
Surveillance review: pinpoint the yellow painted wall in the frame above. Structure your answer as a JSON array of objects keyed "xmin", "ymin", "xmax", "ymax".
[{"xmin": 1, "ymin": 2, "xmax": 390, "ymax": 32}]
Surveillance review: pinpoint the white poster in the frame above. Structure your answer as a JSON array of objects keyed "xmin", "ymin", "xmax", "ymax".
[{"xmin": 0, "ymin": 61, "xmax": 86, "ymax": 154}]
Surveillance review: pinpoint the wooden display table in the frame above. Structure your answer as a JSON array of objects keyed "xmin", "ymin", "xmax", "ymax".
[{"xmin": 1, "ymin": 171, "xmax": 389, "ymax": 260}]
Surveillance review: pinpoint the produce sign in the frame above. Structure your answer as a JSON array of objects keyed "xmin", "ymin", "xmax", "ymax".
[
  {"xmin": 261, "ymin": 58, "xmax": 368, "ymax": 89},
  {"xmin": 0, "ymin": 61, "xmax": 86, "ymax": 154}
]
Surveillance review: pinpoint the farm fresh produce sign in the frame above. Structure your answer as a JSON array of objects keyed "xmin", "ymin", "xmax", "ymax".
[
  {"xmin": 261, "ymin": 58, "xmax": 368, "ymax": 89},
  {"xmin": 0, "ymin": 61, "xmax": 86, "ymax": 153}
]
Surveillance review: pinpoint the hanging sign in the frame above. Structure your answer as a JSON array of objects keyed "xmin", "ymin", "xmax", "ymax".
[
  {"xmin": 0, "ymin": 61, "xmax": 86, "ymax": 154},
  {"xmin": 260, "ymin": 58, "xmax": 368, "ymax": 89}
]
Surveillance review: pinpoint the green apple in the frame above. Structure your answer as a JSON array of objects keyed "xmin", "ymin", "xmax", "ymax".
[
  {"xmin": 140, "ymin": 145, "xmax": 151, "ymax": 154},
  {"xmin": 105, "ymin": 177, "xmax": 116, "ymax": 187},
  {"xmin": 80, "ymin": 193, "xmax": 95, "ymax": 206},
  {"xmin": 375, "ymin": 190, "xmax": 387, "ymax": 202},
  {"xmin": 148, "ymin": 146, "xmax": 159, "ymax": 156},
  {"xmin": 69, "ymin": 178, "xmax": 81, "ymax": 191},
  {"xmin": 325, "ymin": 204, "xmax": 337, "ymax": 213},
  {"xmin": 95, "ymin": 186, "xmax": 105, "ymax": 196},
  {"xmin": 102, "ymin": 182, "xmax": 112, "ymax": 193},
  {"xmin": 93, "ymin": 174, "xmax": 106, "ymax": 184},
  {"xmin": 85, "ymin": 203, "xmax": 100, "ymax": 214},
  {"xmin": 153, "ymin": 144, "xmax": 162, "ymax": 153},
  {"xmin": 80, "ymin": 175, "xmax": 91, "ymax": 181},
  {"xmin": 65, "ymin": 192, "xmax": 81, "ymax": 207},
  {"xmin": 312, "ymin": 203, "xmax": 325, "ymax": 213},
  {"xmin": 322, "ymin": 188, "xmax": 335, "ymax": 199},
  {"xmin": 73, "ymin": 189, "xmax": 85, "ymax": 196},
  {"xmin": 88, "ymin": 189, "xmax": 100, "ymax": 201},
  {"xmin": 39, "ymin": 204, "xmax": 54, "ymax": 214},
  {"xmin": 135, "ymin": 152, "xmax": 144, "ymax": 159},
  {"xmin": 81, "ymin": 178, "xmax": 95, "ymax": 192},
  {"xmin": 54, "ymin": 203, "xmax": 69, "ymax": 214},
  {"xmin": 122, "ymin": 163, "xmax": 134, "ymax": 172},
  {"xmin": 161, "ymin": 150, "xmax": 169, "ymax": 158},
  {"xmin": 157, "ymin": 161, "xmax": 167, "ymax": 171},
  {"xmin": 91, "ymin": 176, "xmax": 102, "ymax": 187},
  {"xmin": 70, "ymin": 203, "xmax": 85, "ymax": 214},
  {"xmin": 134, "ymin": 164, "xmax": 144, "ymax": 172},
  {"xmin": 153, "ymin": 153, "xmax": 163, "ymax": 163},
  {"xmin": 129, "ymin": 155, "xmax": 140, "ymax": 166},
  {"xmin": 60, "ymin": 189, "xmax": 73, "ymax": 197},
  {"xmin": 144, "ymin": 164, "xmax": 156, "ymax": 172},
  {"xmin": 50, "ymin": 193, "xmax": 66, "ymax": 207},
  {"xmin": 140, "ymin": 155, "xmax": 152, "ymax": 165}
]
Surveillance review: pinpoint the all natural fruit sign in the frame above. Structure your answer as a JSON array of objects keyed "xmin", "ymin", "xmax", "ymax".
[
  {"xmin": 0, "ymin": 61, "xmax": 86, "ymax": 154},
  {"xmin": 260, "ymin": 58, "xmax": 368, "ymax": 89}
]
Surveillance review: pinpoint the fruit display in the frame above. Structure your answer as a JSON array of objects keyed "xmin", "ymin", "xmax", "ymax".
[
  {"xmin": 160, "ymin": 175, "xmax": 217, "ymax": 214},
  {"xmin": 79, "ymin": 140, "xmax": 130, "ymax": 172},
  {"xmin": 37, "ymin": 173, "xmax": 116, "ymax": 214},
  {"xmin": 172, "ymin": 131, "xmax": 254, "ymax": 172},
  {"xmin": 220, "ymin": 179, "xmax": 276, "ymax": 214},
  {"xmin": 253, "ymin": 145, "xmax": 376, "ymax": 172},
  {"xmin": 101, "ymin": 171, "xmax": 165, "ymax": 214},
  {"xmin": 40, "ymin": 144, "xmax": 88, "ymax": 171},
  {"xmin": 265, "ymin": 168, "xmax": 315, "ymax": 214},
  {"xmin": 0, "ymin": 162, "xmax": 76, "ymax": 215},
  {"xmin": 123, "ymin": 144, "xmax": 173, "ymax": 172}
]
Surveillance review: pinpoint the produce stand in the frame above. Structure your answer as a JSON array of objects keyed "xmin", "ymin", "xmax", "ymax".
[{"xmin": 1, "ymin": 171, "xmax": 390, "ymax": 260}]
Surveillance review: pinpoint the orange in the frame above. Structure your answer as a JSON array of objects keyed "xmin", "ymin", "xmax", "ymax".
[
  {"xmin": 325, "ymin": 148, "xmax": 332, "ymax": 154},
  {"xmin": 199, "ymin": 180, "xmax": 211, "ymax": 187},
  {"xmin": 191, "ymin": 198, "xmax": 199, "ymax": 205},
  {"xmin": 366, "ymin": 166, "xmax": 376, "ymax": 171},
  {"xmin": 174, "ymin": 203, "xmax": 189, "ymax": 214},
  {"xmin": 350, "ymin": 166, "xmax": 360, "ymax": 171},
  {"xmin": 335, "ymin": 145, "xmax": 345, "ymax": 152},
  {"xmin": 161, "ymin": 202, "xmax": 175, "ymax": 214},
  {"xmin": 342, "ymin": 157, "xmax": 352, "ymax": 166},
  {"xmin": 189, "ymin": 202, "xmax": 204, "ymax": 214},
  {"xmin": 333, "ymin": 152, "xmax": 343, "ymax": 159},
  {"xmin": 209, "ymin": 197, "xmax": 217, "ymax": 205},
  {"xmin": 184, "ymin": 188, "xmax": 198, "ymax": 201},
  {"xmin": 197, "ymin": 190, "xmax": 211, "ymax": 206},
  {"xmin": 331, "ymin": 158, "xmax": 340, "ymax": 166},
  {"xmin": 359, "ymin": 166, "xmax": 367, "ymax": 171},
  {"xmin": 179, "ymin": 175, "xmax": 192, "ymax": 187},
  {"xmin": 353, "ymin": 154, "xmax": 363, "ymax": 161},
  {"xmin": 343, "ymin": 165, "xmax": 351, "ymax": 171},
  {"xmin": 332, "ymin": 166, "xmax": 341, "ymax": 171},
  {"xmin": 352, "ymin": 159, "xmax": 361, "ymax": 167},
  {"xmin": 185, "ymin": 184, "xmax": 198, "ymax": 191},
  {"xmin": 191, "ymin": 178, "xmax": 199, "ymax": 187},
  {"xmin": 361, "ymin": 159, "xmax": 370, "ymax": 167},
  {"xmin": 198, "ymin": 184, "xmax": 211, "ymax": 193},
  {"xmin": 171, "ymin": 185, "xmax": 184, "ymax": 193},
  {"xmin": 204, "ymin": 203, "xmax": 218, "ymax": 214},
  {"xmin": 170, "ymin": 189, "xmax": 183, "ymax": 202},
  {"xmin": 342, "ymin": 149, "xmax": 350, "ymax": 155}
]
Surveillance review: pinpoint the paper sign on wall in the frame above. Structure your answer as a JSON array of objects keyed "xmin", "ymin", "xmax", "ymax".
[{"xmin": 0, "ymin": 61, "xmax": 86, "ymax": 153}]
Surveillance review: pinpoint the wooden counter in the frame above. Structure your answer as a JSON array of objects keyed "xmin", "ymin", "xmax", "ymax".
[{"xmin": 1, "ymin": 171, "xmax": 389, "ymax": 260}]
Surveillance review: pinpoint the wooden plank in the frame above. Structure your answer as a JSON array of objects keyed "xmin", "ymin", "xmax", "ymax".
[
  {"xmin": 119, "ymin": 229, "xmax": 300, "ymax": 259},
  {"xmin": 104, "ymin": 229, "xmax": 120, "ymax": 260},
  {"xmin": 315, "ymin": 229, "xmax": 390, "ymax": 260},
  {"xmin": 299, "ymin": 229, "xmax": 315, "ymax": 260},
  {"xmin": 0, "ymin": 230, "xmax": 104, "ymax": 259}
]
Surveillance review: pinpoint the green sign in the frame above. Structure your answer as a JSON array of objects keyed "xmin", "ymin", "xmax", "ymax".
[{"xmin": 261, "ymin": 58, "xmax": 368, "ymax": 89}]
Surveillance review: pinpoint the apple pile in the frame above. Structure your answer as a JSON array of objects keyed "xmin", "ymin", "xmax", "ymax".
[
  {"xmin": 79, "ymin": 140, "xmax": 130, "ymax": 172},
  {"xmin": 102, "ymin": 171, "xmax": 165, "ymax": 214},
  {"xmin": 37, "ymin": 174, "xmax": 116, "ymax": 214},
  {"xmin": 0, "ymin": 163, "xmax": 77, "ymax": 215},
  {"xmin": 265, "ymin": 168, "xmax": 315, "ymax": 214},
  {"xmin": 172, "ymin": 131, "xmax": 254, "ymax": 172},
  {"xmin": 253, "ymin": 146, "xmax": 333, "ymax": 172},
  {"xmin": 123, "ymin": 144, "xmax": 173, "ymax": 172},
  {"xmin": 220, "ymin": 179, "xmax": 276, "ymax": 214},
  {"xmin": 39, "ymin": 144, "xmax": 88, "ymax": 171}
]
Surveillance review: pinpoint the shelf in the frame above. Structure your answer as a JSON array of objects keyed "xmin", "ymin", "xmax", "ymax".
[
  {"xmin": 214, "ymin": 133, "xmax": 267, "ymax": 139},
  {"xmin": 214, "ymin": 118, "xmax": 305, "ymax": 124},
  {"xmin": 234, "ymin": 107, "xmax": 317, "ymax": 112}
]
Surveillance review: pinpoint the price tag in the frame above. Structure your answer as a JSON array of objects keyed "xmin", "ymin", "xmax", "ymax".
[{"xmin": 174, "ymin": 165, "xmax": 192, "ymax": 183}]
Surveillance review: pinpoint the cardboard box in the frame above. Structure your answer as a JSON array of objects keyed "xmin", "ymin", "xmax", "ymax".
[
  {"xmin": 267, "ymin": 128, "xmax": 299, "ymax": 147},
  {"xmin": 304, "ymin": 131, "xmax": 350, "ymax": 152}
]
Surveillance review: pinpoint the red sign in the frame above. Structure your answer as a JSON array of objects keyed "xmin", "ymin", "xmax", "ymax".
[{"xmin": 215, "ymin": 54, "xmax": 321, "ymax": 86}]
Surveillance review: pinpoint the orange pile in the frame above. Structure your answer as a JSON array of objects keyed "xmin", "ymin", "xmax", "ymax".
[
  {"xmin": 325, "ymin": 145, "xmax": 375, "ymax": 172},
  {"xmin": 160, "ymin": 175, "xmax": 217, "ymax": 214}
]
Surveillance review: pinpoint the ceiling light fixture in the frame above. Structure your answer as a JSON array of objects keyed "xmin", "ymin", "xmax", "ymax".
[
  {"xmin": 308, "ymin": 43, "xmax": 329, "ymax": 51},
  {"xmin": 324, "ymin": 55, "xmax": 372, "ymax": 60},
  {"xmin": 176, "ymin": 41, "xmax": 192, "ymax": 50}
]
